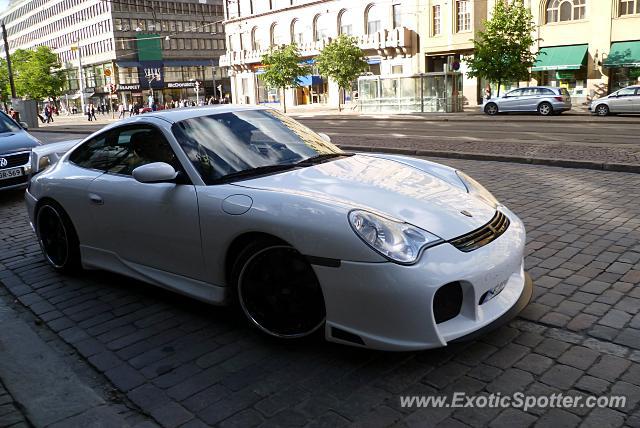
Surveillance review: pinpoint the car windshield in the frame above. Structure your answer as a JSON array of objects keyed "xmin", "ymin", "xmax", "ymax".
[
  {"xmin": 172, "ymin": 109, "xmax": 344, "ymax": 184},
  {"xmin": 0, "ymin": 112, "xmax": 22, "ymax": 134}
]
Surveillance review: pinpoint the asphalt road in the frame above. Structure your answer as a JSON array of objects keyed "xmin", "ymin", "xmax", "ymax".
[{"xmin": 297, "ymin": 117, "xmax": 640, "ymax": 148}]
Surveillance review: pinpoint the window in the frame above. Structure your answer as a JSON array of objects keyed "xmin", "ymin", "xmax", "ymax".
[
  {"xmin": 366, "ymin": 4, "xmax": 381, "ymax": 34},
  {"xmin": 314, "ymin": 14, "xmax": 331, "ymax": 41},
  {"xmin": 392, "ymin": 4, "xmax": 402, "ymax": 28},
  {"xmin": 619, "ymin": 0, "xmax": 640, "ymax": 15},
  {"xmin": 433, "ymin": 5, "xmax": 441, "ymax": 35},
  {"xmin": 271, "ymin": 23, "xmax": 285, "ymax": 46},
  {"xmin": 251, "ymin": 27, "xmax": 259, "ymax": 50},
  {"xmin": 391, "ymin": 65, "xmax": 403, "ymax": 74},
  {"xmin": 546, "ymin": 0, "xmax": 586, "ymax": 23},
  {"xmin": 70, "ymin": 127, "xmax": 179, "ymax": 176},
  {"xmin": 291, "ymin": 19, "xmax": 305, "ymax": 44},
  {"xmin": 338, "ymin": 9, "xmax": 353, "ymax": 35},
  {"xmin": 616, "ymin": 87, "xmax": 637, "ymax": 96},
  {"xmin": 456, "ymin": 0, "xmax": 471, "ymax": 32},
  {"xmin": 505, "ymin": 89, "xmax": 524, "ymax": 97}
]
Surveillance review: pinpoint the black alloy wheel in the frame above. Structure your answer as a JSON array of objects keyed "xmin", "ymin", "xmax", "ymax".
[{"xmin": 235, "ymin": 242, "xmax": 326, "ymax": 338}]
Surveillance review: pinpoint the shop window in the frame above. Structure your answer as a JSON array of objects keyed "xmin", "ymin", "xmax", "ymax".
[
  {"xmin": 545, "ymin": 0, "xmax": 586, "ymax": 23},
  {"xmin": 393, "ymin": 4, "xmax": 402, "ymax": 28},
  {"xmin": 619, "ymin": 0, "xmax": 640, "ymax": 15},
  {"xmin": 456, "ymin": 0, "xmax": 471, "ymax": 32}
]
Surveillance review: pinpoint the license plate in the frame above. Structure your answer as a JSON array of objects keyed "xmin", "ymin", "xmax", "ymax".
[{"xmin": 0, "ymin": 168, "xmax": 23, "ymax": 180}]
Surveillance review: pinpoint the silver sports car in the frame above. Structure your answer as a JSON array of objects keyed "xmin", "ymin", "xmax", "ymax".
[{"xmin": 26, "ymin": 106, "xmax": 532, "ymax": 351}]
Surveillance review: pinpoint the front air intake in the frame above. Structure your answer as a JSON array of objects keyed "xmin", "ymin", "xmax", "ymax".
[
  {"xmin": 449, "ymin": 211, "xmax": 510, "ymax": 253},
  {"xmin": 433, "ymin": 282, "xmax": 463, "ymax": 324}
]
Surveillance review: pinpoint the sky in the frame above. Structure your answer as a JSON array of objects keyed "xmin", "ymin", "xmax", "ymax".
[{"xmin": 0, "ymin": 0, "xmax": 8, "ymax": 14}]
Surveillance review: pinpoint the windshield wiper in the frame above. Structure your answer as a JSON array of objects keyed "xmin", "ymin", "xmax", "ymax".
[
  {"xmin": 213, "ymin": 163, "xmax": 298, "ymax": 183},
  {"xmin": 295, "ymin": 152, "xmax": 353, "ymax": 166}
]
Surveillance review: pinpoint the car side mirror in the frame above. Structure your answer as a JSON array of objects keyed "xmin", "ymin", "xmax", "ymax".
[
  {"xmin": 132, "ymin": 162, "xmax": 178, "ymax": 184},
  {"xmin": 19, "ymin": 121, "xmax": 29, "ymax": 130},
  {"xmin": 318, "ymin": 132, "xmax": 331, "ymax": 143}
]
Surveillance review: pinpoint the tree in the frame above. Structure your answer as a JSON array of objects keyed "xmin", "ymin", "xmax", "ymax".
[
  {"xmin": 260, "ymin": 44, "xmax": 308, "ymax": 113},
  {"xmin": 12, "ymin": 46, "xmax": 66, "ymax": 101},
  {"xmin": 316, "ymin": 35, "xmax": 368, "ymax": 111},
  {"xmin": 464, "ymin": 0, "xmax": 537, "ymax": 97}
]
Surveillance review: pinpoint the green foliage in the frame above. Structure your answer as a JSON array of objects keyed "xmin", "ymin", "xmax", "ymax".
[
  {"xmin": 11, "ymin": 46, "xmax": 66, "ymax": 100},
  {"xmin": 316, "ymin": 35, "xmax": 367, "ymax": 110},
  {"xmin": 260, "ymin": 44, "xmax": 308, "ymax": 112},
  {"xmin": 465, "ymin": 0, "xmax": 537, "ymax": 96},
  {"xmin": 0, "ymin": 58, "xmax": 9, "ymax": 102}
]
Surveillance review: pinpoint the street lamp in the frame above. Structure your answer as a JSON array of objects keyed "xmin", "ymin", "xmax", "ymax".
[{"xmin": 70, "ymin": 41, "xmax": 86, "ymax": 115}]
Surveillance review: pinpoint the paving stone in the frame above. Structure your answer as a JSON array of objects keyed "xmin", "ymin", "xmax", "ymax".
[
  {"xmin": 575, "ymin": 376, "xmax": 610, "ymax": 395},
  {"xmin": 599, "ymin": 309, "xmax": 632, "ymax": 329},
  {"xmin": 534, "ymin": 408, "xmax": 580, "ymax": 427},
  {"xmin": 535, "ymin": 338, "xmax": 571, "ymax": 358},
  {"xmin": 557, "ymin": 346, "xmax": 600, "ymax": 370},
  {"xmin": 613, "ymin": 328, "xmax": 640, "ymax": 350},
  {"xmin": 484, "ymin": 344, "xmax": 528, "ymax": 369},
  {"xmin": 587, "ymin": 355, "xmax": 631, "ymax": 382},
  {"xmin": 489, "ymin": 409, "xmax": 536, "ymax": 428},
  {"xmin": 514, "ymin": 354, "xmax": 554, "ymax": 375},
  {"xmin": 580, "ymin": 408, "xmax": 626, "ymax": 428},
  {"xmin": 540, "ymin": 365, "xmax": 582, "ymax": 390}
]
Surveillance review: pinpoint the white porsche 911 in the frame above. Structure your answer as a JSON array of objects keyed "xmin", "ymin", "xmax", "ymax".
[{"xmin": 26, "ymin": 106, "xmax": 532, "ymax": 351}]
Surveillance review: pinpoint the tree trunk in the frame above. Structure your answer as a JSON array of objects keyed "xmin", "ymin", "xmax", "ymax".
[
  {"xmin": 496, "ymin": 80, "xmax": 502, "ymax": 97},
  {"xmin": 338, "ymin": 87, "xmax": 342, "ymax": 112},
  {"xmin": 281, "ymin": 87, "xmax": 287, "ymax": 113}
]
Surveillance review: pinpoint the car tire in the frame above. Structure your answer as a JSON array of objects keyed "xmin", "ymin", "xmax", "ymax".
[
  {"xmin": 484, "ymin": 103, "xmax": 499, "ymax": 116},
  {"xmin": 595, "ymin": 104, "xmax": 609, "ymax": 116},
  {"xmin": 36, "ymin": 201, "xmax": 81, "ymax": 273},
  {"xmin": 233, "ymin": 239, "xmax": 326, "ymax": 339},
  {"xmin": 537, "ymin": 102, "xmax": 553, "ymax": 116}
]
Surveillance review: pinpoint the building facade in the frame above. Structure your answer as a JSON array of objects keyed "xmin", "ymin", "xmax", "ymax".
[
  {"xmin": 221, "ymin": 0, "xmax": 640, "ymax": 112},
  {"xmin": 220, "ymin": 0, "xmax": 421, "ymax": 110},
  {"xmin": 530, "ymin": 0, "xmax": 640, "ymax": 105},
  {"xmin": 0, "ymin": 0, "xmax": 229, "ymax": 111}
]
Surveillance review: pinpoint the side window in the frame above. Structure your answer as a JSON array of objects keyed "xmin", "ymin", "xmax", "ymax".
[
  {"xmin": 541, "ymin": 88, "xmax": 555, "ymax": 95},
  {"xmin": 617, "ymin": 87, "xmax": 635, "ymax": 97},
  {"xmin": 69, "ymin": 133, "xmax": 114, "ymax": 171},
  {"xmin": 108, "ymin": 127, "xmax": 180, "ymax": 176},
  {"xmin": 506, "ymin": 89, "xmax": 523, "ymax": 97}
]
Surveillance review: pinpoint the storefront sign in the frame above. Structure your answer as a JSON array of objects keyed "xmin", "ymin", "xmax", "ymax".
[
  {"xmin": 118, "ymin": 84, "xmax": 141, "ymax": 91},
  {"xmin": 555, "ymin": 71, "xmax": 574, "ymax": 79},
  {"xmin": 138, "ymin": 61, "xmax": 164, "ymax": 89},
  {"xmin": 166, "ymin": 82, "xmax": 197, "ymax": 89}
]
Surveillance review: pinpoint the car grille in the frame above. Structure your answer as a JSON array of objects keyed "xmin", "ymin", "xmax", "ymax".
[
  {"xmin": 0, "ymin": 152, "xmax": 30, "ymax": 169},
  {"xmin": 0, "ymin": 174, "xmax": 28, "ymax": 188},
  {"xmin": 449, "ymin": 211, "xmax": 510, "ymax": 252}
]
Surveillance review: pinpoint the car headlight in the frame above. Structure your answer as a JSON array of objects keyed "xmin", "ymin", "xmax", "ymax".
[
  {"xmin": 348, "ymin": 210, "xmax": 443, "ymax": 264},
  {"xmin": 456, "ymin": 170, "xmax": 499, "ymax": 208}
]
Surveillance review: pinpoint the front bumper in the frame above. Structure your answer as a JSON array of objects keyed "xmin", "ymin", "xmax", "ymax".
[{"xmin": 313, "ymin": 207, "xmax": 530, "ymax": 351}]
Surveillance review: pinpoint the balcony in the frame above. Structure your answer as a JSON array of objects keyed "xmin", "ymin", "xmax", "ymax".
[{"xmin": 219, "ymin": 26, "xmax": 413, "ymax": 69}]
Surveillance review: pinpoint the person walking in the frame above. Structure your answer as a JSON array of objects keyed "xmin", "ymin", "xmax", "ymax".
[
  {"xmin": 90, "ymin": 104, "xmax": 97, "ymax": 121},
  {"xmin": 86, "ymin": 104, "xmax": 92, "ymax": 121},
  {"xmin": 45, "ymin": 104, "xmax": 54, "ymax": 123},
  {"xmin": 118, "ymin": 103, "xmax": 125, "ymax": 119}
]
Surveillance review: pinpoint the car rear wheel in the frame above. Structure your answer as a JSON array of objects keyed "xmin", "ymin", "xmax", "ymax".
[
  {"xmin": 234, "ymin": 240, "xmax": 326, "ymax": 338},
  {"xmin": 36, "ymin": 201, "xmax": 81, "ymax": 273},
  {"xmin": 595, "ymin": 104, "xmax": 609, "ymax": 116},
  {"xmin": 537, "ymin": 102, "xmax": 553, "ymax": 116},
  {"xmin": 484, "ymin": 103, "xmax": 498, "ymax": 116}
]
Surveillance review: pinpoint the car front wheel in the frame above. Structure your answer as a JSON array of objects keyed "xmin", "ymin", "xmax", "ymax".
[
  {"xmin": 36, "ymin": 201, "xmax": 81, "ymax": 273},
  {"xmin": 484, "ymin": 103, "xmax": 498, "ymax": 116},
  {"xmin": 234, "ymin": 240, "xmax": 326, "ymax": 339},
  {"xmin": 537, "ymin": 102, "xmax": 553, "ymax": 116},
  {"xmin": 595, "ymin": 104, "xmax": 609, "ymax": 116}
]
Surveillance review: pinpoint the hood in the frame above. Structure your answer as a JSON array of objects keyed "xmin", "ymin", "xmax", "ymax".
[
  {"xmin": 0, "ymin": 130, "xmax": 41, "ymax": 154},
  {"xmin": 235, "ymin": 155, "xmax": 496, "ymax": 240}
]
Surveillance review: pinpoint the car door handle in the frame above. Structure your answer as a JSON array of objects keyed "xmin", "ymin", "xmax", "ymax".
[{"xmin": 89, "ymin": 193, "xmax": 104, "ymax": 205}]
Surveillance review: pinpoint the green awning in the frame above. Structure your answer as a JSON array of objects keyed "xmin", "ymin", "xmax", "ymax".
[
  {"xmin": 531, "ymin": 44, "xmax": 588, "ymax": 72},
  {"xmin": 604, "ymin": 41, "xmax": 640, "ymax": 68}
]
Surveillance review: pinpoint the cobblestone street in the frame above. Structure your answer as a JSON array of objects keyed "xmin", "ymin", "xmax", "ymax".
[{"xmin": 1, "ymin": 158, "xmax": 639, "ymax": 427}]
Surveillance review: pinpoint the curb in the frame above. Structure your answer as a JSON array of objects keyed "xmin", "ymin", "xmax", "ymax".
[
  {"xmin": 339, "ymin": 145, "xmax": 640, "ymax": 174},
  {"xmin": 31, "ymin": 127, "xmax": 100, "ymax": 135}
]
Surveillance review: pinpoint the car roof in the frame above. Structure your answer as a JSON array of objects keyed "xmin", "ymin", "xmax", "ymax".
[{"xmin": 122, "ymin": 104, "xmax": 270, "ymax": 125}]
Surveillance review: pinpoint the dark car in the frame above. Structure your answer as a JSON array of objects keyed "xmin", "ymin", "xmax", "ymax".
[{"xmin": 0, "ymin": 111, "xmax": 42, "ymax": 191}]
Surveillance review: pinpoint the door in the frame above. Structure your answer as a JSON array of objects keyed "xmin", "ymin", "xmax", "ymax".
[
  {"xmin": 86, "ymin": 125, "xmax": 207, "ymax": 281},
  {"xmin": 632, "ymin": 88, "xmax": 640, "ymax": 113},
  {"xmin": 518, "ymin": 87, "xmax": 541, "ymax": 112},
  {"xmin": 609, "ymin": 87, "xmax": 636, "ymax": 113},
  {"xmin": 499, "ymin": 89, "xmax": 525, "ymax": 112}
]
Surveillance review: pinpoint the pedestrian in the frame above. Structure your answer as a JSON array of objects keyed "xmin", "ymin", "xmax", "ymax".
[
  {"xmin": 484, "ymin": 84, "xmax": 492, "ymax": 101},
  {"xmin": 90, "ymin": 104, "xmax": 97, "ymax": 121},
  {"xmin": 86, "ymin": 104, "xmax": 92, "ymax": 121},
  {"xmin": 9, "ymin": 108, "xmax": 18, "ymax": 121},
  {"xmin": 118, "ymin": 103, "xmax": 125, "ymax": 119},
  {"xmin": 45, "ymin": 104, "xmax": 54, "ymax": 123}
]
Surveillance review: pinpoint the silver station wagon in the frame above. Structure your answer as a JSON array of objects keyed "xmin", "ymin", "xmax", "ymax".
[
  {"xmin": 482, "ymin": 86, "xmax": 572, "ymax": 116},
  {"xmin": 590, "ymin": 85, "xmax": 640, "ymax": 116}
]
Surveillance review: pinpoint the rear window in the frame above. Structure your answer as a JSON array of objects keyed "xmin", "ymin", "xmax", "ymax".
[{"xmin": 560, "ymin": 88, "xmax": 571, "ymax": 97}]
